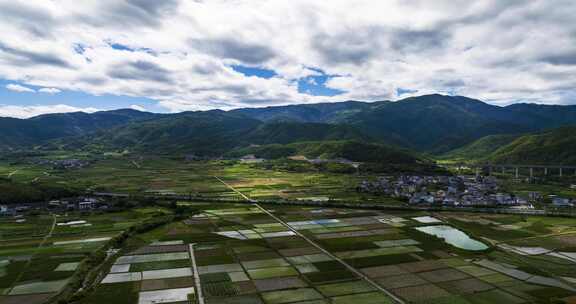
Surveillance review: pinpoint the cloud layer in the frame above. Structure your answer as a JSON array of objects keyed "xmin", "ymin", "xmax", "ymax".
[
  {"xmin": 0, "ymin": 104, "xmax": 98, "ymax": 118},
  {"xmin": 1, "ymin": 0, "xmax": 575, "ymax": 114}
]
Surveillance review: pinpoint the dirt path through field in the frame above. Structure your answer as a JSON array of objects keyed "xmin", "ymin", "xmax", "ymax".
[{"xmin": 7, "ymin": 214, "xmax": 57, "ymax": 293}]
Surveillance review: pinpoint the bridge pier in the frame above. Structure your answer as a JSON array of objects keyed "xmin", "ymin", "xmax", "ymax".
[
  {"xmin": 560, "ymin": 168, "xmax": 563, "ymax": 177},
  {"xmin": 515, "ymin": 167, "xmax": 519, "ymax": 178},
  {"xmin": 530, "ymin": 168, "xmax": 534, "ymax": 178},
  {"xmin": 544, "ymin": 168, "xmax": 548, "ymax": 175}
]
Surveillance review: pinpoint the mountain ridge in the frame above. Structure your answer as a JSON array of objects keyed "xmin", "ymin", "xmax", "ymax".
[{"xmin": 3, "ymin": 94, "xmax": 576, "ymax": 156}]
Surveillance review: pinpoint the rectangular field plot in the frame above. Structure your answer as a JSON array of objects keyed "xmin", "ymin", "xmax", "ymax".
[
  {"xmin": 287, "ymin": 253, "xmax": 333, "ymax": 264},
  {"xmin": 198, "ymin": 264, "xmax": 243, "ymax": 274},
  {"xmin": 335, "ymin": 246, "xmax": 422, "ymax": 259},
  {"xmin": 110, "ymin": 264, "xmax": 130, "ymax": 273},
  {"xmin": 140, "ymin": 277, "xmax": 195, "ymax": 291},
  {"xmin": 331, "ymin": 291, "xmax": 394, "ymax": 304},
  {"xmin": 54, "ymin": 262, "xmax": 80, "ymax": 272},
  {"xmin": 115, "ymin": 252, "xmax": 189, "ymax": 264},
  {"xmin": 317, "ymin": 280, "xmax": 376, "ymax": 297},
  {"xmin": 52, "ymin": 237, "xmax": 111, "ymax": 246},
  {"xmin": 247, "ymin": 267, "xmax": 299, "ymax": 280},
  {"xmin": 417, "ymin": 268, "xmax": 470, "ymax": 283},
  {"xmin": 9, "ymin": 279, "xmax": 69, "ymax": 295},
  {"xmin": 102, "ymin": 272, "xmax": 142, "ymax": 284},
  {"xmin": 203, "ymin": 281, "xmax": 240, "ymax": 297},
  {"xmin": 261, "ymin": 288, "xmax": 323, "ymax": 304},
  {"xmin": 253, "ymin": 277, "xmax": 307, "ymax": 292},
  {"xmin": 229, "ymin": 271, "xmax": 250, "ymax": 282},
  {"xmin": 391, "ymin": 284, "xmax": 451, "ymax": 302},
  {"xmin": 376, "ymin": 273, "xmax": 428, "ymax": 289},
  {"xmin": 437, "ymin": 278, "xmax": 495, "ymax": 295},
  {"xmin": 242, "ymin": 258, "xmax": 289, "ymax": 269},
  {"xmin": 130, "ymin": 244, "xmax": 187, "ymax": 255},
  {"xmin": 129, "ymin": 259, "xmax": 190, "ymax": 272},
  {"xmin": 138, "ymin": 287, "xmax": 195, "ymax": 304},
  {"xmin": 142, "ymin": 268, "xmax": 192, "ymax": 280},
  {"xmin": 150, "ymin": 240, "xmax": 184, "ymax": 246},
  {"xmin": 373, "ymin": 239, "xmax": 419, "ymax": 248}
]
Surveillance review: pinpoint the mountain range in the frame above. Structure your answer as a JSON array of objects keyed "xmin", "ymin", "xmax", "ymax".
[{"xmin": 2, "ymin": 94, "xmax": 576, "ymax": 164}]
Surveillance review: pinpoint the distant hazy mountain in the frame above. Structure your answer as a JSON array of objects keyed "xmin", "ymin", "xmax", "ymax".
[
  {"xmin": 505, "ymin": 103, "xmax": 576, "ymax": 129},
  {"xmin": 232, "ymin": 100, "xmax": 373, "ymax": 123},
  {"xmin": 0, "ymin": 109, "xmax": 156, "ymax": 151}
]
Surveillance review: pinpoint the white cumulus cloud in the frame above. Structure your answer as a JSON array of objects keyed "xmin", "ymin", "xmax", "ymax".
[
  {"xmin": 0, "ymin": 0, "xmax": 574, "ymax": 112},
  {"xmin": 6, "ymin": 83, "xmax": 35, "ymax": 93},
  {"xmin": 0, "ymin": 104, "xmax": 99, "ymax": 119},
  {"xmin": 38, "ymin": 87, "xmax": 61, "ymax": 94},
  {"xmin": 130, "ymin": 104, "xmax": 146, "ymax": 111}
]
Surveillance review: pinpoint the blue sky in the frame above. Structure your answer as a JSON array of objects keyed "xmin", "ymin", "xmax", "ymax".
[
  {"xmin": 231, "ymin": 65, "xmax": 345, "ymax": 97},
  {"xmin": 0, "ymin": 79, "xmax": 165, "ymax": 115},
  {"xmin": 1, "ymin": 64, "xmax": 347, "ymax": 117}
]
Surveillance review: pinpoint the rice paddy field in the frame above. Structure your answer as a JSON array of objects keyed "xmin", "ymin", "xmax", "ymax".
[
  {"xmin": 0, "ymin": 208, "xmax": 168, "ymax": 304},
  {"xmin": 78, "ymin": 204, "xmax": 576, "ymax": 304}
]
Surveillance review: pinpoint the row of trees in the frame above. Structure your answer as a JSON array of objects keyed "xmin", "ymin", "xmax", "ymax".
[{"xmin": 0, "ymin": 178, "xmax": 81, "ymax": 205}]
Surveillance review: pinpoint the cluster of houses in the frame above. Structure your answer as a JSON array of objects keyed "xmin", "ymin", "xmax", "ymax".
[
  {"xmin": 0, "ymin": 197, "xmax": 107, "ymax": 216},
  {"xmin": 32, "ymin": 158, "xmax": 91, "ymax": 170},
  {"xmin": 358, "ymin": 175, "xmax": 536, "ymax": 208},
  {"xmin": 549, "ymin": 196, "xmax": 576, "ymax": 208},
  {"xmin": 239, "ymin": 154, "xmax": 266, "ymax": 164}
]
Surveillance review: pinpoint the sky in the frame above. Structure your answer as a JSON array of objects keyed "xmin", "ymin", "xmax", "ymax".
[{"xmin": 0, "ymin": 0, "xmax": 575, "ymax": 118}]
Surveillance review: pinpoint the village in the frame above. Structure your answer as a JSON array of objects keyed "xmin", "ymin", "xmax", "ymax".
[
  {"xmin": 358, "ymin": 175, "xmax": 576, "ymax": 209},
  {"xmin": 0, "ymin": 197, "xmax": 109, "ymax": 217}
]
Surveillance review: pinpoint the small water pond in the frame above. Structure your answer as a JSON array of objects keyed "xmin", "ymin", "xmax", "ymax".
[{"xmin": 415, "ymin": 225, "xmax": 489, "ymax": 251}]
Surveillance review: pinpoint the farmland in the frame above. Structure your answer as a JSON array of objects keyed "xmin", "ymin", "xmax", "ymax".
[
  {"xmin": 0, "ymin": 208, "xmax": 169, "ymax": 303},
  {"xmin": 0, "ymin": 155, "xmax": 403, "ymax": 204},
  {"xmin": 1, "ymin": 155, "xmax": 576, "ymax": 303},
  {"xmin": 76, "ymin": 203, "xmax": 576, "ymax": 304}
]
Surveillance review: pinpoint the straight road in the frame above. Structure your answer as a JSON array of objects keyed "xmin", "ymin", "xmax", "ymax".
[
  {"xmin": 213, "ymin": 175, "xmax": 404, "ymax": 304},
  {"xmin": 188, "ymin": 244, "xmax": 205, "ymax": 304}
]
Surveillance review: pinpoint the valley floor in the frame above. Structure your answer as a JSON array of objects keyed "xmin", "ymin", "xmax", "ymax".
[{"xmin": 77, "ymin": 203, "xmax": 576, "ymax": 304}]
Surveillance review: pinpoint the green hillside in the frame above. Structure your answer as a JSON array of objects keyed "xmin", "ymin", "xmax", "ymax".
[
  {"xmin": 75, "ymin": 111, "xmax": 261, "ymax": 155},
  {"xmin": 486, "ymin": 127, "xmax": 576, "ymax": 165},
  {"xmin": 441, "ymin": 134, "xmax": 521, "ymax": 161},
  {"xmin": 66, "ymin": 112, "xmax": 373, "ymax": 156},
  {"xmin": 235, "ymin": 94, "xmax": 576, "ymax": 153},
  {"xmin": 243, "ymin": 122, "xmax": 372, "ymax": 145},
  {"xmin": 0, "ymin": 109, "xmax": 155, "ymax": 151},
  {"xmin": 228, "ymin": 140, "xmax": 421, "ymax": 164},
  {"xmin": 344, "ymin": 95, "xmax": 531, "ymax": 153}
]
